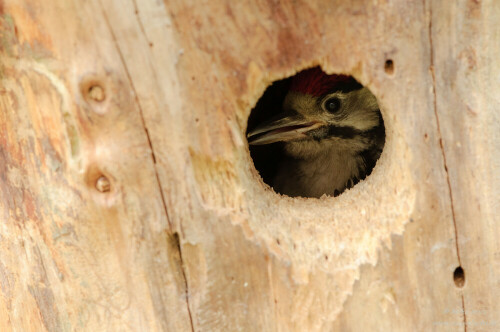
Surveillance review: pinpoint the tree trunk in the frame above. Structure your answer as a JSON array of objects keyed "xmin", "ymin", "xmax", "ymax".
[{"xmin": 0, "ymin": 0, "xmax": 498, "ymax": 331}]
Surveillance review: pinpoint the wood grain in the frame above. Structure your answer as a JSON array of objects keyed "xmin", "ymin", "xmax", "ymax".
[
  {"xmin": 0, "ymin": 1, "xmax": 191, "ymax": 331},
  {"xmin": 0, "ymin": 0, "xmax": 498, "ymax": 331}
]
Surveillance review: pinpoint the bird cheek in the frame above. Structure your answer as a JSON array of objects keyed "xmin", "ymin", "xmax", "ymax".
[{"xmin": 307, "ymin": 127, "xmax": 328, "ymax": 140}]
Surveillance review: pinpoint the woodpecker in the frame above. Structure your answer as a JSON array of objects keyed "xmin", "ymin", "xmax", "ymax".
[{"xmin": 247, "ymin": 67, "xmax": 385, "ymax": 198}]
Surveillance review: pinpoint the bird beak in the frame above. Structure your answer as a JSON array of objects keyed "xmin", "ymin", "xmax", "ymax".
[{"xmin": 247, "ymin": 113, "xmax": 324, "ymax": 145}]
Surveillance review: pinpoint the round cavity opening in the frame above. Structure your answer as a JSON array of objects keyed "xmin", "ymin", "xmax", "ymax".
[{"xmin": 246, "ymin": 66, "xmax": 385, "ymax": 198}]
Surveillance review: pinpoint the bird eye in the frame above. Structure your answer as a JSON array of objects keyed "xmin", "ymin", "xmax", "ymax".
[{"xmin": 323, "ymin": 97, "xmax": 341, "ymax": 113}]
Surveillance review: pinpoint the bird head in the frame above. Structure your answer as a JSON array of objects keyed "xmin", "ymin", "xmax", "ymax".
[{"xmin": 247, "ymin": 68, "xmax": 383, "ymax": 158}]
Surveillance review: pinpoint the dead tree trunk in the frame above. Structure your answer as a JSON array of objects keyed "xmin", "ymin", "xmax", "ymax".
[{"xmin": 0, "ymin": 1, "xmax": 498, "ymax": 331}]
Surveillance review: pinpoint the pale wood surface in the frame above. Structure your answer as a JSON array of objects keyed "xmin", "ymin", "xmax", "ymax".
[{"xmin": 0, "ymin": 0, "xmax": 498, "ymax": 331}]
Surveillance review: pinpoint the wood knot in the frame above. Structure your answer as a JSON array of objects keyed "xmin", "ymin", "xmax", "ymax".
[
  {"xmin": 88, "ymin": 85, "xmax": 105, "ymax": 102},
  {"xmin": 95, "ymin": 176, "xmax": 111, "ymax": 193}
]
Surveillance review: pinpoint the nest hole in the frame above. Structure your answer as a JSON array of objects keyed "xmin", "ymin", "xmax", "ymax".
[{"xmin": 247, "ymin": 67, "xmax": 385, "ymax": 198}]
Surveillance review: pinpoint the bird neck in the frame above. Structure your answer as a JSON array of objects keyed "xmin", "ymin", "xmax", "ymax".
[{"xmin": 274, "ymin": 142, "xmax": 365, "ymax": 197}]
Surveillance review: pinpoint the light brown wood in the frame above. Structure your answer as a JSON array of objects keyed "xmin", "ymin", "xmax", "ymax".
[{"xmin": 0, "ymin": 0, "xmax": 498, "ymax": 331}]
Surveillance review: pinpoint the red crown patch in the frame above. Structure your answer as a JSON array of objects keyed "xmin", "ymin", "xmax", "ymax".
[{"xmin": 289, "ymin": 67, "xmax": 353, "ymax": 96}]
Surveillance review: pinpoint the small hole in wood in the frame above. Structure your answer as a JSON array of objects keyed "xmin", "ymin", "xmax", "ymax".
[
  {"xmin": 384, "ymin": 59, "xmax": 394, "ymax": 75},
  {"xmin": 88, "ymin": 85, "xmax": 105, "ymax": 102},
  {"xmin": 453, "ymin": 266, "xmax": 465, "ymax": 288},
  {"xmin": 247, "ymin": 66, "xmax": 385, "ymax": 198}
]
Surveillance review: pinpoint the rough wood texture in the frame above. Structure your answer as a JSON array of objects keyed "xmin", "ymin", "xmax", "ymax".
[{"xmin": 0, "ymin": 0, "xmax": 498, "ymax": 331}]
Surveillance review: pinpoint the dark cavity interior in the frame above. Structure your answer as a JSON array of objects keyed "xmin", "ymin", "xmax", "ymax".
[
  {"xmin": 246, "ymin": 67, "xmax": 385, "ymax": 198},
  {"xmin": 247, "ymin": 78, "xmax": 291, "ymax": 187}
]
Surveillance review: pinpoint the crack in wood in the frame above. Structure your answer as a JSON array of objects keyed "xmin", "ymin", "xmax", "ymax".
[
  {"xmin": 172, "ymin": 232, "xmax": 195, "ymax": 332},
  {"xmin": 426, "ymin": 1, "xmax": 467, "ymax": 331},
  {"xmin": 97, "ymin": 1, "xmax": 195, "ymax": 331},
  {"xmin": 131, "ymin": 0, "xmax": 152, "ymax": 48},
  {"xmin": 97, "ymin": 0, "xmax": 172, "ymax": 230}
]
